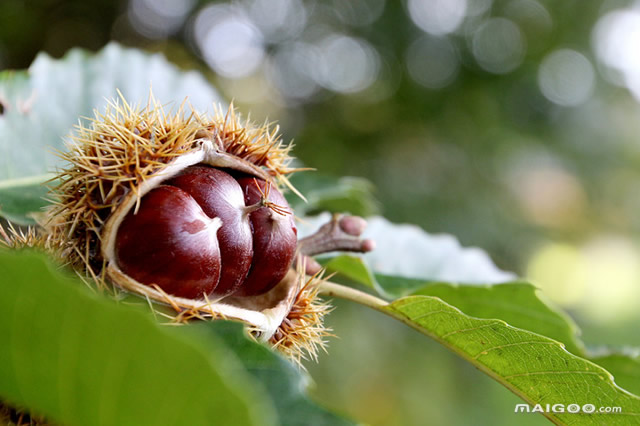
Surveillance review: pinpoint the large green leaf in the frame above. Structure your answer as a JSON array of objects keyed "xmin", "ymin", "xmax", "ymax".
[
  {"xmin": 331, "ymin": 269, "xmax": 640, "ymax": 398},
  {"xmin": 410, "ymin": 283, "xmax": 640, "ymax": 390},
  {"xmin": 384, "ymin": 295, "xmax": 640, "ymax": 424},
  {"xmin": 408, "ymin": 281, "xmax": 585, "ymax": 356},
  {"xmin": 198, "ymin": 321, "xmax": 354, "ymax": 426},
  {"xmin": 0, "ymin": 43, "xmax": 221, "ymax": 224},
  {"xmin": 0, "ymin": 250, "xmax": 274, "ymax": 426}
]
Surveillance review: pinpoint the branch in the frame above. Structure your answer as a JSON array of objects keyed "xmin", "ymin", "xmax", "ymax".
[{"xmin": 297, "ymin": 214, "xmax": 375, "ymax": 257}]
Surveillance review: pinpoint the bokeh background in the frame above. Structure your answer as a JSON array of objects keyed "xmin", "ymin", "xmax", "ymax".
[{"xmin": 2, "ymin": 0, "xmax": 639, "ymax": 424}]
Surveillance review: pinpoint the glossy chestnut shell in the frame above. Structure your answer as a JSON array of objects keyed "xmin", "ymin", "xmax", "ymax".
[{"xmin": 114, "ymin": 165, "xmax": 297, "ymax": 299}]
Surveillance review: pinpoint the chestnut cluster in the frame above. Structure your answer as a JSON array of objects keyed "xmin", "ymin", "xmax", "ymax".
[{"xmin": 114, "ymin": 165, "xmax": 297, "ymax": 299}]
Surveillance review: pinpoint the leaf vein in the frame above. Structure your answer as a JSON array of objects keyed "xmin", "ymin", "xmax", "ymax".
[
  {"xmin": 441, "ymin": 322, "xmax": 498, "ymax": 338},
  {"xmin": 473, "ymin": 341, "xmax": 558, "ymax": 359},
  {"xmin": 406, "ymin": 309, "xmax": 453, "ymax": 321},
  {"xmin": 504, "ymin": 371, "xmax": 607, "ymax": 380}
]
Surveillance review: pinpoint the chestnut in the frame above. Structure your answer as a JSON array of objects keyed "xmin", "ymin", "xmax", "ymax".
[
  {"xmin": 235, "ymin": 176, "xmax": 298, "ymax": 296},
  {"xmin": 114, "ymin": 166, "xmax": 298, "ymax": 300},
  {"xmin": 115, "ymin": 185, "xmax": 222, "ymax": 299},
  {"xmin": 166, "ymin": 166, "xmax": 253, "ymax": 297}
]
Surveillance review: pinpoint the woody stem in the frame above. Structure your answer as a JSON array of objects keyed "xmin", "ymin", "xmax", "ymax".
[{"xmin": 297, "ymin": 214, "xmax": 374, "ymax": 257}]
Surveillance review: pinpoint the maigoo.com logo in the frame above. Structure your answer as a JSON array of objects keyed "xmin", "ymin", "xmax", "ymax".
[{"xmin": 515, "ymin": 403, "xmax": 622, "ymax": 414}]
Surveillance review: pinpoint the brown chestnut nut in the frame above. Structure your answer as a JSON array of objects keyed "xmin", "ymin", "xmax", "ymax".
[
  {"xmin": 235, "ymin": 177, "xmax": 298, "ymax": 296},
  {"xmin": 166, "ymin": 166, "xmax": 253, "ymax": 297},
  {"xmin": 115, "ymin": 185, "xmax": 222, "ymax": 299},
  {"xmin": 115, "ymin": 166, "xmax": 298, "ymax": 299}
]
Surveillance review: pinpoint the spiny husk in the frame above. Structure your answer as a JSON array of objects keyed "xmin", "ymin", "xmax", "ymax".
[
  {"xmin": 254, "ymin": 270, "xmax": 334, "ymax": 367},
  {"xmin": 0, "ymin": 223, "xmax": 48, "ymax": 250},
  {"xmin": 43, "ymin": 93, "xmax": 328, "ymax": 352},
  {"xmin": 202, "ymin": 104, "xmax": 298, "ymax": 181},
  {"xmin": 46, "ymin": 95, "xmax": 296, "ymax": 275},
  {"xmin": 0, "ymin": 400, "xmax": 52, "ymax": 426}
]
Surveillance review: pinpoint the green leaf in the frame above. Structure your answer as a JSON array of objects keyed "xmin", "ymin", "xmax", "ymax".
[
  {"xmin": 385, "ymin": 295, "xmax": 640, "ymax": 424},
  {"xmin": 334, "ymin": 265, "xmax": 640, "ymax": 392},
  {"xmin": 0, "ymin": 250, "xmax": 275, "ymax": 426},
  {"xmin": 0, "ymin": 174, "xmax": 53, "ymax": 225},
  {"xmin": 197, "ymin": 321, "xmax": 354, "ymax": 426},
  {"xmin": 0, "ymin": 43, "xmax": 221, "ymax": 223},
  {"xmin": 362, "ymin": 272, "xmax": 640, "ymax": 409},
  {"xmin": 322, "ymin": 255, "xmax": 377, "ymax": 289},
  {"xmin": 591, "ymin": 354, "xmax": 640, "ymax": 397},
  {"xmin": 288, "ymin": 173, "xmax": 379, "ymax": 217},
  {"xmin": 408, "ymin": 281, "xmax": 585, "ymax": 356},
  {"xmin": 319, "ymin": 258, "xmax": 444, "ymax": 300}
]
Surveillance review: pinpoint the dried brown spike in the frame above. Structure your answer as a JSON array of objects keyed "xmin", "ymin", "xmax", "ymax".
[{"xmin": 252, "ymin": 269, "xmax": 333, "ymax": 366}]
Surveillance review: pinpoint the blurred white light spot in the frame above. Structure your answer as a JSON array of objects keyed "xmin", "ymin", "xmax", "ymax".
[
  {"xmin": 128, "ymin": 0, "xmax": 196, "ymax": 38},
  {"xmin": 314, "ymin": 35, "xmax": 380, "ymax": 93},
  {"xmin": 145, "ymin": 0, "xmax": 194, "ymax": 18},
  {"xmin": 502, "ymin": 149, "xmax": 586, "ymax": 227},
  {"xmin": 528, "ymin": 244, "xmax": 585, "ymax": 306},
  {"xmin": 528, "ymin": 237, "xmax": 640, "ymax": 323},
  {"xmin": 406, "ymin": 36, "xmax": 459, "ymax": 89},
  {"xmin": 593, "ymin": 8, "xmax": 640, "ymax": 101},
  {"xmin": 465, "ymin": 0, "xmax": 492, "ymax": 17},
  {"xmin": 407, "ymin": 0, "xmax": 467, "ymax": 36},
  {"xmin": 194, "ymin": 5, "xmax": 265, "ymax": 79},
  {"xmin": 538, "ymin": 49, "xmax": 594, "ymax": 107},
  {"xmin": 504, "ymin": 0, "xmax": 553, "ymax": 34},
  {"xmin": 267, "ymin": 42, "xmax": 321, "ymax": 100},
  {"xmin": 515, "ymin": 166, "xmax": 585, "ymax": 226},
  {"xmin": 472, "ymin": 18, "xmax": 525, "ymax": 74},
  {"xmin": 331, "ymin": 0, "xmax": 386, "ymax": 26},
  {"xmin": 246, "ymin": 0, "xmax": 307, "ymax": 43},
  {"xmin": 579, "ymin": 237, "xmax": 640, "ymax": 322},
  {"xmin": 223, "ymin": 73, "xmax": 272, "ymax": 104}
]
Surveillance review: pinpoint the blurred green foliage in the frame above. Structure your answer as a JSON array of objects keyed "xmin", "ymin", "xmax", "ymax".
[
  {"xmin": 0, "ymin": 250, "xmax": 272, "ymax": 426},
  {"xmin": 2, "ymin": 0, "xmax": 640, "ymax": 424}
]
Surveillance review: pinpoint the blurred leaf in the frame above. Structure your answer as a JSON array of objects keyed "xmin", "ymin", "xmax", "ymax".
[
  {"xmin": 288, "ymin": 173, "xmax": 379, "ymax": 217},
  {"xmin": 298, "ymin": 215, "xmax": 515, "ymax": 287},
  {"xmin": 591, "ymin": 354, "xmax": 640, "ymax": 397},
  {"xmin": 320, "ymin": 257, "xmax": 433, "ymax": 299},
  {"xmin": 198, "ymin": 321, "xmax": 354, "ymax": 426},
  {"xmin": 0, "ymin": 42, "xmax": 221, "ymax": 223},
  {"xmin": 385, "ymin": 295, "xmax": 640, "ymax": 424},
  {"xmin": 322, "ymin": 255, "xmax": 376, "ymax": 289},
  {"xmin": 0, "ymin": 250, "xmax": 275, "ymax": 426},
  {"xmin": 0, "ymin": 174, "xmax": 53, "ymax": 225}
]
